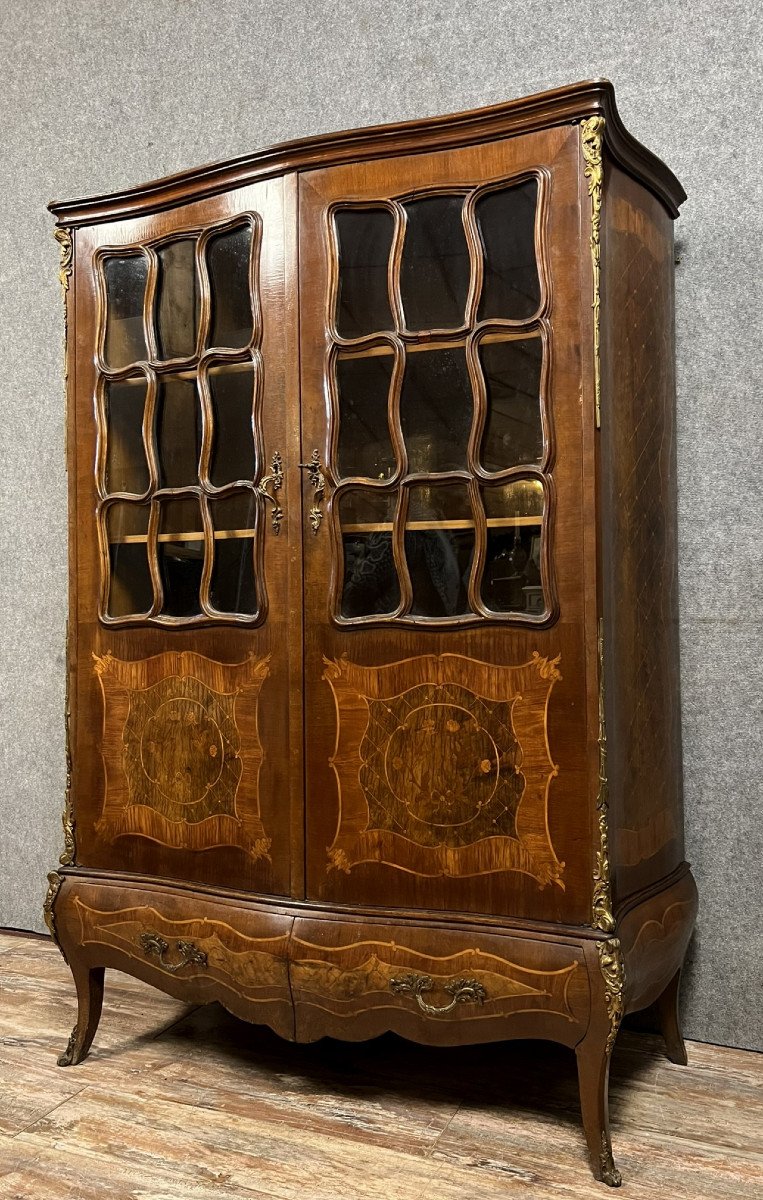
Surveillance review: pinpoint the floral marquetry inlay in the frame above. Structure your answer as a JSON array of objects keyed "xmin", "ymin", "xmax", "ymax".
[
  {"xmin": 121, "ymin": 674, "xmax": 243, "ymax": 825},
  {"xmin": 324, "ymin": 652, "xmax": 564, "ymax": 885},
  {"xmin": 360, "ymin": 683, "xmax": 523, "ymax": 849},
  {"xmin": 94, "ymin": 650, "xmax": 271, "ymax": 859}
]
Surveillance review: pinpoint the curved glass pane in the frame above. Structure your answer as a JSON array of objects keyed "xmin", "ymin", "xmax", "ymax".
[
  {"xmin": 156, "ymin": 238, "xmax": 199, "ymax": 360},
  {"xmin": 335, "ymin": 352, "xmax": 395, "ymax": 480},
  {"xmin": 156, "ymin": 375, "xmax": 202, "ymax": 489},
  {"xmin": 405, "ymin": 484, "xmax": 474, "ymax": 617},
  {"xmin": 334, "ymin": 208, "xmax": 394, "ymax": 339},
  {"xmin": 400, "ymin": 346, "xmax": 472, "ymax": 474},
  {"xmin": 481, "ymin": 480, "xmax": 545, "ymax": 614},
  {"xmin": 400, "ymin": 195, "xmax": 470, "ymax": 331},
  {"xmin": 479, "ymin": 336, "xmax": 543, "ymax": 471},
  {"xmin": 106, "ymin": 502, "xmax": 152, "ymax": 618},
  {"xmin": 476, "ymin": 180, "xmax": 540, "ymax": 321},
  {"xmin": 208, "ymin": 489, "xmax": 258, "ymax": 616},
  {"xmin": 339, "ymin": 489, "xmax": 400, "ymax": 618},
  {"xmin": 207, "ymin": 223, "xmax": 253, "ymax": 349},
  {"xmin": 103, "ymin": 254, "xmax": 148, "ymax": 368},
  {"xmin": 104, "ymin": 376, "xmax": 149, "ymax": 495},
  {"xmin": 158, "ymin": 496, "xmax": 204, "ymax": 617},
  {"xmin": 208, "ymin": 362, "xmax": 256, "ymax": 487}
]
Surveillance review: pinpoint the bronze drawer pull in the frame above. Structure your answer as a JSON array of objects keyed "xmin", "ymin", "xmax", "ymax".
[
  {"xmin": 257, "ymin": 450, "xmax": 284, "ymax": 535},
  {"xmin": 139, "ymin": 932, "xmax": 208, "ymax": 973},
  {"xmin": 298, "ymin": 449, "xmax": 326, "ymax": 535},
  {"xmin": 389, "ymin": 973, "xmax": 487, "ymax": 1016}
]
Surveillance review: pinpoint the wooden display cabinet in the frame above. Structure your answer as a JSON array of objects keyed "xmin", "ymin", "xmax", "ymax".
[{"xmin": 45, "ymin": 79, "xmax": 697, "ymax": 1186}]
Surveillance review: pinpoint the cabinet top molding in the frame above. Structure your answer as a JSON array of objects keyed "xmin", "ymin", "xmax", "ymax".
[{"xmin": 49, "ymin": 79, "xmax": 685, "ymax": 227}]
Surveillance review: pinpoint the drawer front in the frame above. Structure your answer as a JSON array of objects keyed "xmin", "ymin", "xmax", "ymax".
[
  {"xmin": 56, "ymin": 878, "xmax": 294, "ymax": 1038},
  {"xmin": 290, "ymin": 919, "xmax": 590, "ymax": 1046}
]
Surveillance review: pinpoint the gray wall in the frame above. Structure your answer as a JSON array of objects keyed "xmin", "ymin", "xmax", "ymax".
[{"xmin": 1, "ymin": 1, "xmax": 760, "ymax": 1050}]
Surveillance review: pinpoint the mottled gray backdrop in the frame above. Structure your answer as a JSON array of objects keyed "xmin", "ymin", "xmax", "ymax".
[{"xmin": 1, "ymin": 1, "xmax": 760, "ymax": 1050}]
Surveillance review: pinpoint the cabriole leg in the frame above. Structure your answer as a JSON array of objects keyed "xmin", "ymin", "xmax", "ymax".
[
  {"xmin": 654, "ymin": 967, "xmax": 688, "ymax": 1066},
  {"xmin": 58, "ymin": 959, "xmax": 105, "ymax": 1067},
  {"xmin": 576, "ymin": 1024, "xmax": 621, "ymax": 1187}
]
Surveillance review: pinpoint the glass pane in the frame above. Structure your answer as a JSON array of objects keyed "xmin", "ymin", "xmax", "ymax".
[
  {"xmin": 335, "ymin": 352, "xmax": 395, "ymax": 480},
  {"xmin": 476, "ymin": 180, "xmax": 540, "ymax": 321},
  {"xmin": 400, "ymin": 347, "xmax": 472, "ymax": 473},
  {"xmin": 156, "ymin": 375, "xmax": 202, "ymax": 489},
  {"xmin": 104, "ymin": 376, "xmax": 149, "ymax": 494},
  {"xmin": 405, "ymin": 484, "xmax": 474, "ymax": 617},
  {"xmin": 103, "ymin": 255, "xmax": 148, "ymax": 369},
  {"xmin": 479, "ymin": 336, "xmax": 543, "ymax": 471},
  {"xmin": 481, "ymin": 480, "xmax": 545, "ymax": 615},
  {"xmin": 207, "ymin": 223, "xmax": 253, "ymax": 349},
  {"xmin": 106, "ymin": 502, "xmax": 152, "ymax": 618},
  {"xmin": 156, "ymin": 238, "xmax": 199, "ymax": 360},
  {"xmin": 334, "ymin": 209, "xmax": 394, "ymax": 339},
  {"xmin": 209, "ymin": 490, "xmax": 258, "ymax": 616},
  {"xmin": 339, "ymin": 489, "xmax": 400, "ymax": 618},
  {"xmin": 400, "ymin": 195, "xmax": 470, "ymax": 332},
  {"xmin": 208, "ymin": 362, "xmax": 257, "ymax": 487},
  {"xmin": 158, "ymin": 496, "xmax": 204, "ymax": 617}
]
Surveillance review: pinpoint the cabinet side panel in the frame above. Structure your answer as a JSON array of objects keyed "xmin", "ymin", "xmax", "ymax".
[{"xmin": 600, "ymin": 164, "xmax": 684, "ymax": 904}]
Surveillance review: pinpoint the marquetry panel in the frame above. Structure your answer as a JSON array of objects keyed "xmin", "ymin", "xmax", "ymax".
[
  {"xmin": 94, "ymin": 213, "xmax": 268, "ymax": 626},
  {"xmin": 73, "ymin": 896, "xmax": 290, "ymax": 999},
  {"xmin": 323, "ymin": 651, "xmax": 564, "ymax": 886},
  {"xmin": 290, "ymin": 919, "xmax": 589, "ymax": 1044},
  {"xmin": 94, "ymin": 650, "xmax": 271, "ymax": 859},
  {"xmin": 324, "ymin": 174, "xmax": 557, "ymax": 629}
]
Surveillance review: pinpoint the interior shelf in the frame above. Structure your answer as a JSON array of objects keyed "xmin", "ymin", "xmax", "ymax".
[
  {"xmin": 109, "ymin": 527, "xmax": 256, "ymax": 545},
  {"xmin": 341, "ymin": 516, "xmax": 542, "ymax": 533},
  {"xmin": 337, "ymin": 329, "xmax": 542, "ymax": 360}
]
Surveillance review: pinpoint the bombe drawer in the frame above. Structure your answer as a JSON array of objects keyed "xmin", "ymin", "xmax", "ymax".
[
  {"xmin": 289, "ymin": 918, "xmax": 591, "ymax": 1046},
  {"xmin": 54, "ymin": 876, "xmax": 294, "ymax": 1039}
]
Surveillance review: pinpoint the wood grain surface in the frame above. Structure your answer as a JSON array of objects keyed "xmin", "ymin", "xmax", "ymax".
[{"xmin": 1, "ymin": 931, "xmax": 760, "ymax": 1200}]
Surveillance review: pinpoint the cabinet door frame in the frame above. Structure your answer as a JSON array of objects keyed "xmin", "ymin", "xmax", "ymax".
[
  {"xmin": 68, "ymin": 176, "xmax": 304, "ymax": 897},
  {"xmin": 298, "ymin": 126, "xmax": 598, "ymax": 925}
]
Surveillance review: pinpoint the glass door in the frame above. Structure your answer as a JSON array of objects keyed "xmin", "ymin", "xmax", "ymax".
[
  {"xmin": 299, "ymin": 127, "xmax": 595, "ymax": 923},
  {"xmin": 70, "ymin": 177, "xmax": 302, "ymax": 897}
]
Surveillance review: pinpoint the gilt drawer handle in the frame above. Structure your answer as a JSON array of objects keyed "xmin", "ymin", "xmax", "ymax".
[
  {"xmin": 139, "ymin": 932, "xmax": 208, "ymax": 974},
  {"xmin": 257, "ymin": 450, "xmax": 284, "ymax": 535},
  {"xmin": 299, "ymin": 449, "xmax": 326, "ymax": 535},
  {"xmin": 389, "ymin": 973, "xmax": 487, "ymax": 1016}
]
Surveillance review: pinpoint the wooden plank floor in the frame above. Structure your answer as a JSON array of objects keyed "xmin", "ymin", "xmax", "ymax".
[{"xmin": 0, "ymin": 930, "xmax": 761, "ymax": 1199}]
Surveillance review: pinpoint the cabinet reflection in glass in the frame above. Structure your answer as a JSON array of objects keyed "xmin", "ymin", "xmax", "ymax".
[
  {"xmin": 208, "ymin": 489, "xmax": 258, "ymax": 617},
  {"xmin": 482, "ymin": 480, "xmax": 545, "ymax": 614},
  {"xmin": 339, "ymin": 490, "xmax": 399, "ymax": 618},
  {"xmin": 405, "ymin": 485, "xmax": 474, "ymax": 618},
  {"xmin": 479, "ymin": 335, "xmax": 543, "ymax": 470}
]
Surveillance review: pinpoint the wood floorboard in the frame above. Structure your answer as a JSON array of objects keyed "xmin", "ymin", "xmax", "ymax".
[{"xmin": 0, "ymin": 931, "xmax": 761, "ymax": 1199}]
